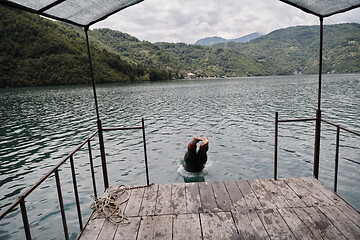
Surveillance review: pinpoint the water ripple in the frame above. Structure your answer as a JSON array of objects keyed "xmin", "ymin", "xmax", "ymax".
[{"xmin": 1, "ymin": 75, "xmax": 359, "ymax": 239}]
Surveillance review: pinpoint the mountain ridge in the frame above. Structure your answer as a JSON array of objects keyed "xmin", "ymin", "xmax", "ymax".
[
  {"xmin": 90, "ymin": 23, "xmax": 360, "ymax": 76},
  {"xmin": 194, "ymin": 32, "xmax": 262, "ymax": 45}
]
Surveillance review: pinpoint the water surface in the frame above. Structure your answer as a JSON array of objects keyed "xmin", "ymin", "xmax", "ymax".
[{"xmin": 0, "ymin": 74, "xmax": 359, "ymax": 239}]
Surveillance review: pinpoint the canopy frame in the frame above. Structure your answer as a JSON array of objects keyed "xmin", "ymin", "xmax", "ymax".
[
  {"xmin": 84, "ymin": 27, "xmax": 109, "ymax": 189},
  {"xmin": 280, "ymin": 0, "xmax": 360, "ymax": 18},
  {"xmin": 1, "ymin": 0, "xmax": 359, "ymax": 182},
  {"xmin": 0, "ymin": 0, "xmax": 145, "ymax": 189},
  {"xmin": 279, "ymin": 0, "xmax": 360, "ymax": 179},
  {"xmin": 0, "ymin": 0, "xmax": 144, "ymax": 28}
]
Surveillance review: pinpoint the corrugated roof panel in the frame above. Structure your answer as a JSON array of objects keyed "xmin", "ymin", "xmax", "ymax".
[
  {"xmin": 1, "ymin": 0, "xmax": 143, "ymax": 27},
  {"xmin": 44, "ymin": 0, "xmax": 142, "ymax": 26},
  {"xmin": 280, "ymin": 0, "xmax": 360, "ymax": 17},
  {"xmin": 8, "ymin": 0, "xmax": 55, "ymax": 11},
  {"xmin": 1, "ymin": 0, "xmax": 360, "ymax": 27}
]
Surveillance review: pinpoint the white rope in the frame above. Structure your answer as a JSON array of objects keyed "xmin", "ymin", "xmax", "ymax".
[{"xmin": 90, "ymin": 184, "xmax": 152, "ymax": 225}]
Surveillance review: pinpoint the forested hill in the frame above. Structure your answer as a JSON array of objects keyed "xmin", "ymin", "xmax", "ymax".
[
  {"xmin": 216, "ymin": 24, "xmax": 360, "ymax": 75},
  {"xmin": 1, "ymin": 4, "xmax": 360, "ymax": 88},
  {"xmin": 88, "ymin": 28, "xmax": 268, "ymax": 77},
  {"xmin": 0, "ymin": 6, "xmax": 175, "ymax": 88},
  {"xmin": 90, "ymin": 23, "xmax": 360, "ymax": 77}
]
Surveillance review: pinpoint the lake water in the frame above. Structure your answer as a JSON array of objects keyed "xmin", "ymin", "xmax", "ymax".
[{"xmin": 0, "ymin": 74, "xmax": 359, "ymax": 239}]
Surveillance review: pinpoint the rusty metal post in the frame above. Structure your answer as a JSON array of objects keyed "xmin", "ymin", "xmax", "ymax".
[
  {"xmin": 274, "ymin": 112, "xmax": 278, "ymax": 180},
  {"xmin": 55, "ymin": 169, "xmax": 69, "ymax": 240},
  {"xmin": 87, "ymin": 141, "xmax": 98, "ymax": 198},
  {"xmin": 19, "ymin": 198, "xmax": 31, "ymax": 240},
  {"xmin": 70, "ymin": 156, "xmax": 83, "ymax": 231},
  {"xmin": 314, "ymin": 109, "xmax": 321, "ymax": 179},
  {"xmin": 314, "ymin": 17, "xmax": 324, "ymax": 179},
  {"xmin": 317, "ymin": 17, "xmax": 323, "ymax": 111},
  {"xmin": 97, "ymin": 119, "xmax": 109, "ymax": 189},
  {"xmin": 334, "ymin": 126, "xmax": 340, "ymax": 192},
  {"xmin": 142, "ymin": 118, "xmax": 150, "ymax": 186},
  {"xmin": 85, "ymin": 27, "xmax": 109, "ymax": 190}
]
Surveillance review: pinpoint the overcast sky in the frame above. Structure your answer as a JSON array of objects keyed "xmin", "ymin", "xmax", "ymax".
[{"xmin": 93, "ymin": 0, "xmax": 360, "ymax": 44}]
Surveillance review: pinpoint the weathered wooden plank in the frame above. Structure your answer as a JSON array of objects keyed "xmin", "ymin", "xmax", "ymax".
[
  {"xmin": 294, "ymin": 178, "xmax": 334, "ymax": 206},
  {"xmin": 212, "ymin": 181, "xmax": 232, "ymax": 211},
  {"xmin": 282, "ymin": 178, "xmax": 320, "ymax": 207},
  {"xmin": 301, "ymin": 177, "xmax": 341, "ymax": 205},
  {"xmin": 236, "ymin": 180, "xmax": 262, "ymax": 210},
  {"xmin": 291, "ymin": 207, "xmax": 326, "ymax": 240},
  {"xmin": 171, "ymin": 183, "xmax": 187, "ymax": 214},
  {"xmin": 79, "ymin": 217, "xmax": 105, "ymax": 239},
  {"xmin": 173, "ymin": 213, "xmax": 202, "ymax": 240},
  {"xmin": 305, "ymin": 177, "xmax": 360, "ymax": 227},
  {"xmin": 137, "ymin": 215, "xmax": 173, "ymax": 239},
  {"xmin": 319, "ymin": 205, "xmax": 360, "ymax": 239},
  {"xmin": 97, "ymin": 220, "xmax": 118, "ymax": 240},
  {"xmin": 198, "ymin": 182, "xmax": 218, "ymax": 212},
  {"xmin": 155, "ymin": 184, "xmax": 172, "ymax": 215},
  {"xmin": 257, "ymin": 208, "xmax": 296, "ymax": 239},
  {"xmin": 295, "ymin": 206, "xmax": 345, "ymax": 240},
  {"xmin": 303, "ymin": 177, "xmax": 360, "ymax": 228},
  {"xmin": 248, "ymin": 180, "xmax": 276, "ymax": 209},
  {"xmin": 138, "ymin": 184, "xmax": 159, "ymax": 216},
  {"xmin": 335, "ymin": 203, "xmax": 360, "ymax": 228},
  {"xmin": 185, "ymin": 182, "xmax": 202, "ymax": 213},
  {"xmin": 200, "ymin": 211, "xmax": 239, "ymax": 239},
  {"xmin": 232, "ymin": 208, "xmax": 270, "ymax": 240},
  {"xmin": 269, "ymin": 179, "xmax": 306, "ymax": 208},
  {"xmin": 124, "ymin": 187, "xmax": 145, "ymax": 216},
  {"xmin": 153, "ymin": 215, "xmax": 173, "ymax": 239},
  {"xmin": 224, "ymin": 181, "xmax": 246, "ymax": 210},
  {"xmin": 80, "ymin": 178, "xmax": 360, "ymax": 240},
  {"xmin": 114, "ymin": 217, "xmax": 141, "ymax": 240},
  {"xmin": 137, "ymin": 215, "xmax": 155, "ymax": 239},
  {"xmin": 277, "ymin": 208, "xmax": 315, "ymax": 240},
  {"xmin": 259, "ymin": 179, "xmax": 291, "ymax": 208}
]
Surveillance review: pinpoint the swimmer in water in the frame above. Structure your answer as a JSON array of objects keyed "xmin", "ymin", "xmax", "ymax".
[{"xmin": 183, "ymin": 136, "xmax": 209, "ymax": 172}]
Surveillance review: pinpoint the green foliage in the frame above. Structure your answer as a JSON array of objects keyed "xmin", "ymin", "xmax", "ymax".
[
  {"xmin": 88, "ymin": 23, "xmax": 360, "ymax": 78},
  {"xmin": 217, "ymin": 24, "xmax": 360, "ymax": 75},
  {"xmin": 0, "ymin": 4, "xmax": 359, "ymax": 88},
  {"xmin": 0, "ymin": 6, "xmax": 173, "ymax": 88}
]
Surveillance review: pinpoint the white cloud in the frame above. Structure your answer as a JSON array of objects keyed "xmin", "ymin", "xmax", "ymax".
[{"xmin": 92, "ymin": 0, "xmax": 360, "ymax": 43}]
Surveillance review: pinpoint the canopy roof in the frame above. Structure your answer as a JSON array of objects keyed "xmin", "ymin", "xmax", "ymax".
[
  {"xmin": 280, "ymin": 0, "xmax": 360, "ymax": 18},
  {"xmin": 1, "ymin": 0, "xmax": 360, "ymax": 28},
  {"xmin": 0, "ymin": 0, "xmax": 143, "ymax": 27}
]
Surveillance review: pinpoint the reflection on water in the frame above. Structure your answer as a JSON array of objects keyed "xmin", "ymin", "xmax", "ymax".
[{"xmin": 0, "ymin": 74, "xmax": 359, "ymax": 239}]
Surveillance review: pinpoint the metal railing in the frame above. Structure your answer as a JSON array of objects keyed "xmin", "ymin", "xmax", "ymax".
[
  {"xmin": 0, "ymin": 118, "xmax": 149, "ymax": 240},
  {"xmin": 320, "ymin": 119, "xmax": 360, "ymax": 192},
  {"xmin": 274, "ymin": 112, "xmax": 360, "ymax": 192}
]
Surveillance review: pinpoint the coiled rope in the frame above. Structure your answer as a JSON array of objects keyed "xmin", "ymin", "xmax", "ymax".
[{"xmin": 90, "ymin": 184, "xmax": 152, "ymax": 225}]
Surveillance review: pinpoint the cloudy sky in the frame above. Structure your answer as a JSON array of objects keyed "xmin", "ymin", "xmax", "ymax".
[{"xmin": 93, "ymin": 0, "xmax": 360, "ymax": 44}]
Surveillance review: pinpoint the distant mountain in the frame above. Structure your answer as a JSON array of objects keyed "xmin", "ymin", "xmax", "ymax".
[
  {"xmin": 194, "ymin": 32, "xmax": 262, "ymax": 45},
  {"xmin": 194, "ymin": 36, "xmax": 228, "ymax": 45},
  {"xmin": 233, "ymin": 32, "xmax": 263, "ymax": 43},
  {"xmin": 216, "ymin": 24, "xmax": 360, "ymax": 75}
]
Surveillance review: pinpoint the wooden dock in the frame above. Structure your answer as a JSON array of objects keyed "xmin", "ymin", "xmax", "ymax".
[{"xmin": 78, "ymin": 177, "xmax": 360, "ymax": 239}]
